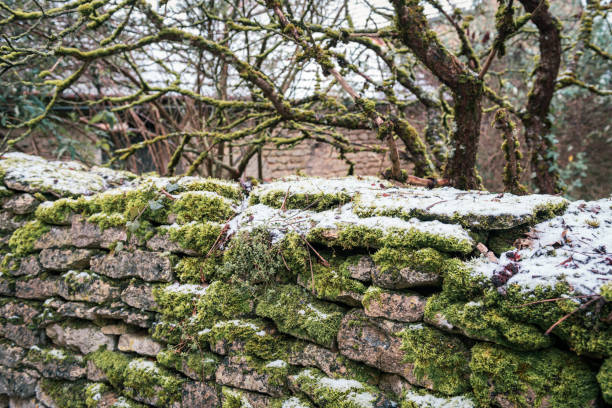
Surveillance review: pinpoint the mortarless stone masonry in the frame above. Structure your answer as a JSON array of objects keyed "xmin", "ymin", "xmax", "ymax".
[{"xmin": 0, "ymin": 153, "xmax": 610, "ymax": 408}]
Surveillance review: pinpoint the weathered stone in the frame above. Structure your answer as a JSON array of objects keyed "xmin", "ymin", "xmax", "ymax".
[
  {"xmin": 86, "ymin": 359, "xmax": 108, "ymax": 382},
  {"xmin": 35, "ymin": 384, "xmax": 57, "ymax": 408},
  {"xmin": 363, "ymin": 289, "xmax": 426, "ymax": 322},
  {"xmin": 378, "ymin": 374, "xmax": 414, "ymax": 397},
  {"xmin": 3, "ymin": 194, "xmax": 39, "ymax": 215},
  {"xmin": 45, "ymin": 323, "xmax": 116, "ymax": 354},
  {"xmin": 296, "ymin": 274, "xmax": 363, "ymax": 307},
  {"xmin": 0, "ymin": 324, "xmax": 42, "ymax": 348},
  {"xmin": 57, "ymin": 271, "xmax": 121, "ymax": 304},
  {"xmin": 371, "ymin": 265, "xmax": 441, "ymax": 289},
  {"xmin": 15, "ymin": 277, "xmax": 61, "ymax": 299},
  {"xmin": 7, "ymin": 397, "xmax": 38, "ymax": 408},
  {"xmin": 215, "ymin": 356, "xmax": 285, "ymax": 397},
  {"xmin": 147, "ymin": 234, "xmax": 199, "ymax": 256},
  {"xmin": 0, "ymin": 342, "xmax": 26, "ymax": 368},
  {"xmin": 0, "ymin": 277, "xmax": 11, "ymax": 296},
  {"xmin": 39, "ymin": 248, "xmax": 94, "ymax": 271},
  {"xmin": 10, "ymin": 257, "xmax": 42, "ymax": 277},
  {"xmin": 0, "ymin": 302, "xmax": 44, "ymax": 346},
  {"xmin": 346, "ymin": 256, "xmax": 374, "ymax": 282},
  {"xmin": 91, "ymin": 250, "xmax": 173, "ymax": 282},
  {"xmin": 70, "ymin": 215, "xmax": 128, "ymax": 249},
  {"xmin": 24, "ymin": 347, "xmax": 86, "ymax": 380},
  {"xmin": 118, "ymin": 333, "xmax": 162, "ymax": 356},
  {"xmin": 0, "ymin": 211, "xmax": 26, "ymax": 233},
  {"xmin": 180, "ymin": 382, "xmax": 219, "ymax": 408},
  {"xmin": 34, "ymin": 228, "xmax": 72, "ymax": 250},
  {"xmin": 101, "ymin": 323, "xmax": 131, "ymax": 335},
  {"xmin": 337, "ymin": 309, "xmax": 432, "ymax": 389},
  {"xmin": 45, "ymin": 299, "xmax": 154, "ymax": 329},
  {"xmin": 0, "ymin": 368, "xmax": 38, "ymax": 398},
  {"xmin": 288, "ymin": 343, "xmax": 371, "ymax": 381},
  {"xmin": 121, "ymin": 283, "xmax": 158, "ymax": 311}
]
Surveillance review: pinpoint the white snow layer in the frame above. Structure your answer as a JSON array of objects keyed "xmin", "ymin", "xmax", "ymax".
[{"xmin": 471, "ymin": 197, "xmax": 612, "ymax": 295}]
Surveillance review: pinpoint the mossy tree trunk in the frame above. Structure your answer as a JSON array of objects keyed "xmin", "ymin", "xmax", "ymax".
[
  {"xmin": 392, "ymin": 0, "xmax": 484, "ymax": 190},
  {"xmin": 518, "ymin": 0, "xmax": 563, "ymax": 194}
]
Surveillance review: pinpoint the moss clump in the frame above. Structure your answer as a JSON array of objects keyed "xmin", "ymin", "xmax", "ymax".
[
  {"xmin": 425, "ymin": 294, "xmax": 552, "ymax": 351},
  {"xmin": 35, "ymin": 199, "xmax": 76, "ymax": 224},
  {"xmin": 151, "ymin": 321, "xmax": 183, "ymax": 345},
  {"xmin": 87, "ymin": 212, "xmax": 126, "ymax": 230},
  {"xmin": 8, "ymin": 220, "xmax": 49, "ymax": 256},
  {"xmin": 171, "ymin": 191, "xmax": 235, "ymax": 223},
  {"xmin": 193, "ymin": 280, "xmax": 253, "ymax": 327},
  {"xmin": 173, "ymin": 256, "xmax": 219, "ymax": 284},
  {"xmin": 256, "ymin": 284, "xmax": 344, "ymax": 348},
  {"xmin": 179, "ymin": 178, "xmax": 243, "ymax": 201},
  {"xmin": 298, "ymin": 255, "xmax": 367, "ymax": 303},
  {"xmin": 440, "ymin": 259, "xmax": 488, "ymax": 301},
  {"xmin": 601, "ymin": 282, "xmax": 612, "ymax": 302},
  {"xmin": 86, "ymin": 348, "xmax": 130, "ymax": 388},
  {"xmin": 40, "ymin": 379, "xmax": 87, "ymax": 408},
  {"xmin": 308, "ymin": 225, "xmax": 383, "ymax": 250},
  {"xmin": 251, "ymin": 189, "xmax": 351, "ymax": 211},
  {"xmin": 164, "ymin": 221, "xmax": 222, "ymax": 254},
  {"xmin": 218, "ymin": 229, "xmax": 303, "ymax": 284},
  {"xmin": 202, "ymin": 319, "xmax": 291, "ymax": 361},
  {"xmin": 26, "ymin": 345, "xmax": 82, "ymax": 365},
  {"xmin": 156, "ymin": 348, "xmax": 219, "ymax": 380},
  {"xmin": 470, "ymin": 343, "xmax": 599, "ymax": 408},
  {"xmin": 153, "ymin": 283, "xmax": 209, "ymax": 321},
  {"xmin": 361, "ymin": 286, "xmax": 383, "ymax": 309},
  {"xmin": 292, "ymin": 368, "xmax": 384, "ymax": 408},
  {"xmin": 486, "ymin": 225, "xmax": 530, "ymax": 255},
  {"xmin": 123, "ymin": 359, "xmax": 184, "ymax": 405},
  {"xmin": 598, "ymin": 358, "xmax": 612, "ymax": 404},
  {"xmin": 84, "ymin": 383, "xmax": 110, "ymax": 408},
  {"xmin": 382, "ymin": 227, "xmax": 473, "ymax": 254},
  {"xmin": 372, "ymin": 247, "xmax": 451, "ymax": 281},
  {"xmin": 399, "ymin": 324, "xmax": 471, "ymax": 396}
]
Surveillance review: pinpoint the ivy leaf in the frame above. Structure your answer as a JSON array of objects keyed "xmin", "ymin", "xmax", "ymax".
[
  {"xmin": 165, "ymin": 183, "xmax": 180, "ymax": 193},
  {"xmin": 148, "ymin": 199, "xmax": 164, "ymax": 211}
]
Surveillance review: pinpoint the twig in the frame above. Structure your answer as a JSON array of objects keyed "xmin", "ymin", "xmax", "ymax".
[{"xmin": 545, "ymin": 296, "xmax": 600, "ymax": 335}]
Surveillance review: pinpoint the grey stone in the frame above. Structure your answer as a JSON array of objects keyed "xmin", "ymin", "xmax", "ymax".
[
  {"xmin": 0, "ymin": 368, "xmax": 38, "ymax": 398},
  {"xmin": 0, "ymin": 324, "xmax": 42, "ymax": 348},
  {"xmin": 7, "ymin": 398, "xmax": 39, "ymax": 408},
  {"xmin": 288, "ymin": 343, "xmax": 368, "ymax": 380},
  {"xmin": 117, "ymin": 333, "xmax": 162, "ymax": 356},
  {"xmin": 45, "ymin": 299, "xmax": 154, "ymax": 329},
  {"xmin": 91, "ymin": 250, "xmax": 173, "ymax": 282},
  {"xmin": 363, "ymin": 289, "xmax": 426, "ymax": 322},
  {"xmin": 86, "ymin": 360, "xmax": 108, "ymax": 382},
  {"xmin": 24, "ymin": 348, "xmax": 86, "ymax": 380},
  {"xmin": 39, "ymin": 248, "xmax": 94, "ymax": 271},
  {"xmin": 45, "ymin": 323, "xmax": 116, "ymax": 354},
  {"xmin": 371, "ymin": 265, "xmax": 441, "ymax": 289},
  {"xmin": 215, "ymin": 355, "xmax": 285, "ymax": 397},
  {"xmin": 0, "ymin": 342, "xmax": 26, "ymax": 368},
  {"xmin": 101, "ymin": 323, "xmax": 131, "ymax": 335},
  {"xmin": 57, "ymin": 271, "xmax": 121, "ymax": 304},
  {"xmin": 34, "ymin": 228, "xmax": 72, "ymax": 250},
  {"xmin": 219, "ymin": 388, "xmax": 271, "ymax": 408},
  {"xmin": 3, "ymin": 194, "xmax": 39, "ymax": 215},
  {"xmin": 121, "ymin": 283, "xmax": 157, "ymax": 311},
  {"xmin": 35, "ymin": 384, "xmax": 57, "ymax": 408},
  {"xmin": 337, "ymin": 309, "xmax": 432, "ymax": 389},
  {"xmin": 0, "ymin": 211, "xmax": 26, "ymax": 233},
  {"xmin": 70, "ymin": 215, "xmax": 127, "ymax": 249},
  {"xmin": 147, "ymin": 235, "xmax": 198, "ymax": 256},
  {"xmin": 15, "ymin": 277, "xmax": 61, "ymax": 299},
  {"xmin": 378, "ymin": 374, "xmax": 414, "ymax": 397},
  {"xmin": 346, "ymin": 256, "xmax": 374, "ymax": 282},
  {"xmin": 180, "ymin": 382, "xmax": 219, "ymax": 408},
  {"xmin": 11, "ymin": 257, "xmax": 42, "ymax": 277}
]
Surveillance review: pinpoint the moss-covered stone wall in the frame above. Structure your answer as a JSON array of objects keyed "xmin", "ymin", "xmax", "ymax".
[{"xmin": 0, "ymin": 153, "xmax": 609, "ymax": 408}]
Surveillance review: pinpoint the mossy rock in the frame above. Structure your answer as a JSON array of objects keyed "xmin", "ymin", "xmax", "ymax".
[
  {"xmin": 156, "ymin": 348, "xmax": 219, "ymax": 381},
  {"xmin": 256, "ymin": 284, "xmax": 345, "ymax": 348},
  {"xmin": 40, "ymin": 378, "xmax": 88, "ymax": 408},
  {"xmin": 425, "ymin": 294, "xmax": 552, "ymax": 351},
  {"xmin": 153, "ymin": 282, "xmax": 210, "ymax": 321},
  {"xmin": 86, "ymin": 348, "xmax": 131, "ymax": 388},
  {"xmin": 161, "ymin": 221, "xmax": 223, "ymax": 254},
  {"xmin": 398, "ymin": 323, "xmax": 471, "ymax": 396},
  {"xmin": 122, "ymin": 359, "xmax": 184, "ymax": 405},
  {"xmin": 173, "ymin": 255, "xmax": 220, "ymax": 284},
  {"xmin": 353, "ymin": 187, "xmax": 568, "ymax": 230},
  {"xmin": 8, "ymin": 220, "xmax": 50, "ymax": 256},
  {"xmin": 191, "ymin": 280, "xmax": 254, "ymax": 329},
  {"xmin": 170, "ymin": 190, "xmax": 236, "ymax": 223},
  {"xmin": 597, "ymin": 358, "xmax": 612, "ymax": 404},
  {"xmin": 400, "ymin": 390, "xmax": 476, "ymax": 408},
  {"xmin": 469, "ymin": 343, "xmax": 599, "ymax": 408},
  {"xmin": 291, "ymin": 368, "xmax": 394, "ymax": 408}
]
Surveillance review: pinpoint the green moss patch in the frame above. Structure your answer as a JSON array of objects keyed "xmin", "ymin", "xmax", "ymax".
[
  {"xmin": 399, "ymin": 323, "xmax": 471, "ymax": 396},
  {"xmin": 162, "ymin": 221, "xmax": 223, "ymax": 254},
  {"xmin": 8, "ymin": 220, "xmax": 49, "ymax": 256},
  {"xmin": 171, "ymin": 191, "xmax": 235, "ymax": 223},
  {"xmin": 470, "ymin": 343, "xmax": 599, "ymax": 408},
  {"xmin": 123, "ymin": 359, "xmax": 184, "ymax": 405},
  {"xmin": 256, "ymin": 284, "xmax": 344, "ymax": 348},
  {"xmin": 156, "ymin": 348, "xmax": 219, "ymax": 381},
  {"xmin": 173, "ymin": 256, "xmax": 220, "ymax": 284},
  {"xmin": 597, "ymin": 358, "xmax": 612, "ymax": 404},
  {"xmin": 40, "ymin": 378, "xmax": 88, "ymax": 408}
]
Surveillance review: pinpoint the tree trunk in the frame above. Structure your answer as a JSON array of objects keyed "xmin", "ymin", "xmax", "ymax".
[{"xmin": 519, "ymin": 0, "xmax": 562, "ymax": 194}]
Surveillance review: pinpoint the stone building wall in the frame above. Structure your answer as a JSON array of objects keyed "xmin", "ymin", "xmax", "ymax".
[{"xmin": 0, "ymin": 153, "xmax": 610, "ymax": 408}]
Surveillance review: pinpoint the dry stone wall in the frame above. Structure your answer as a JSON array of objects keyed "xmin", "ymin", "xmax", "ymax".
[{"xmin": 0, "ymin": 153, "xmax": 610, "ymax": 408}]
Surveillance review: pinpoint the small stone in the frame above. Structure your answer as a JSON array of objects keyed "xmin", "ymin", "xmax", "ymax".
[
  {"xmin": 0, "ymin": 211, "xmax": 26, "ymax": 233},
  {"xmin": 24, "ymin": 348, "xmax": 86, "ymax": 381},
  {"xmin": 180, "ymin": 382, "xmax": 219, "ymax": 408},
  {"xmin": 91, "ymin": 250, "xmax": 173, "ymax": 282},
  {"xmin": 0, "ymin": 343, "xmax": 26, "ymax": 368},
  {"xmin": 215, "ymin": 356, "xmax": 285, "ymax": 397},
  {"xmin": 13, "ymin": 257, "xmax": 42, "ymax": 277},
  {"xmin": 346, "ymin": 256, "xmax": 374, "ymax": 282},
  {"xmin": 101, "ymin": 323, "xmax": 131, "ymax": 335},
  {"xmin": 39, "ymin": 248, "xmax": 94, "ymax": 271},
  {"xmin": 57, "ymin": 271, "xmax": 121, "ymax": 304},
  {"xmin": 34, "ymin": 227, "xmax": 72, "ymax": 250},
  {"xmin": 371, "ymin": 264, "xmax": 441, "ymax": 289},
  {"xmin": 86, "ymin": 360, "xmax": 108, "ymax": 382},
  {"xmin": 15, "ymin": 277, "xmax": 61, "ymax": 299},
  {"xmin": 7, "ymin": 397, "xmax": 38, "ymax": 408},
  {"xmin": 117, "ymin": 333, "xmax": 162, "ymax": 356},
  {"xmin": 378, "ymin": 374, "xmax": 414, "ymax": 397},
  {"xmin": 147, "ymin": 234, "xmax": 199, "ymax": 256},
  {"xmin": 363, "ymin": 289, "xmax": 426, "ymax": 322},
  {"xmin": 3, "ymin": 194, "xmax": 39, "ymax": 215},
  {"xmin": 121, "ymin": 283, "xmax": 158, "ymax": 311},
  {"xmin": 0, "ymin": 368, "xmax": 38, "ymax": 399},
  {"xmin": 45, "ymin": 323, "xmax": 116, "ymax": 354},
  {"xmin": 70, "ymin": 215, "xmax": 127, "ymax": 248}
]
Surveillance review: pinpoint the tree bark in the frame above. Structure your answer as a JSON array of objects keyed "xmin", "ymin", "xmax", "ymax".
[
  {"xmin": 518, "ymin": 0, "xmax": 562, "ymax": 194},
  {"xmin": 392, "ymin": 0, "xmax": 483, "ymax": 190}
]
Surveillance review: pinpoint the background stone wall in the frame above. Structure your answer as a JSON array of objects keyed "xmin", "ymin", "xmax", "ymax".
[{"xmin": 0, "ymin": 153, "xmax": 609, "ymax": 408}]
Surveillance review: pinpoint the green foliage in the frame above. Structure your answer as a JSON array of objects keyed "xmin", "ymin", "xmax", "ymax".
[{"xmin": 8, "ymin": 220, "xmax": 49, "ymax": 256}]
